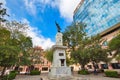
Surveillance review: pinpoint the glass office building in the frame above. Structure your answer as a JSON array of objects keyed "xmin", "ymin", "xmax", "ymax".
[{"xmin": 73, "ymin": 0, "xmax": 120, "ymax": 36}]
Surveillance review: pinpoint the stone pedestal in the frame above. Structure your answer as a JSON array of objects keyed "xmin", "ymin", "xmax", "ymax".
[{"xmin": 49, "ymin": 32, "xmax": 71, "ymax": 79}]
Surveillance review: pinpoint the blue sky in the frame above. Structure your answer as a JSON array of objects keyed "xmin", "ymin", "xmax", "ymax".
[{"xmin": 1, "ymin": 0, "xmax": 81, "ymax": 49}]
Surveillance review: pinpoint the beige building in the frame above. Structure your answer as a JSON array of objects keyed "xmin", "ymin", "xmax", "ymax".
[{"xmin": 18, "ymin": 46, "xmax": 51, "ymax": 74}]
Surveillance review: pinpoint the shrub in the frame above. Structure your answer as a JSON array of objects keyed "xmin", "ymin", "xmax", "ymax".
[
  {"xmin": 1, "ymin": 75, "xmax": 8, "ymax": 80},
  {"xmin": 1, "ymin": 73, "xmax": 16, "ymax": 80},
  {"xmin": 7, "ymin": 70, "xmax": 17, "ymax": 80},
  {"xmin": 30, "ymin": 70, "xmax": 41, "ymax": 75},
  {"xmin": 78, "ymin": 70, "xmax": 89, "ymax": 75},
  {"xmin": 1, "ymin": 70, "xmax": 17, "ymax": 80},
  {"xmin": 8, "ymin": 73, "xmax": 16, "ymax": 80},
  {"xmin": 104, "ymin": 70, "xmax": 118, "ymax": 77},
  {"xmin": 10, "ymin": 70, "xmax": 16, "ymax": 73}
]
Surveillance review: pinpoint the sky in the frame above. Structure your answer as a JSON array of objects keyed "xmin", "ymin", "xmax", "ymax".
[{"xmin": 1, "ymin": 0, "xmax": 81, "ymax": 50}]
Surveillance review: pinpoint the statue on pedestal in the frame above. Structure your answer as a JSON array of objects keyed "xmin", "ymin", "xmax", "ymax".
[
  {"xmin": 49, "ymin": 21, "xmax": 71, "ymax": 79},
  {"xmin": 55, "ymin": 21, "xmax": 61, "ymax": 32}
]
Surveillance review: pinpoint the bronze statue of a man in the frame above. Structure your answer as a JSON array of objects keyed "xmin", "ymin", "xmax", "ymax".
[{"xmin": 55, "ymin": 21, "xmax": 61, "ymax": 32}]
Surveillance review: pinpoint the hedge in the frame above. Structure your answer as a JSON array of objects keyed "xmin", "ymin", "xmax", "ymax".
[
  {"xmin": 78, "ymin": 70, "xmax": 89, "ymax": 75},
  {"xmin": 104, "ymin": 70, "xmax": 118, "ymax": 78},
  {"xmin": 1, "ymin": 71, "xmax": 17, "ymax": 80},
  {"xmin": 1, "ymin": 75, "xmax": 8, "ymax": 80},
  {"xmin": 30, "ymin": 70, "xmax": 41, "ymax": 75},
  {"xmin": 8, "ymin": 73, "xmax": 16, "ymax": 80}
]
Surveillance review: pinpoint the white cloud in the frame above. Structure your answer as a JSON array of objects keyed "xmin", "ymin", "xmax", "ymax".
[
  {"xmin": 23, "ymin": 0, "xmax": 81, "ymax": 22},
  {"xmin": 23, "ymin": 0, "xmax": 51, "ymax": 15},
  {"xmin": 22, "ymin": 18, "xmax": 55, "ymax": 50},
  {"xmin": 52, "ymin": 0, "xmax": 81, "ymax": 22},
  {"xmin": 0, "ymin": 0, "xmax": 6, "ymax": 6},
  {"xmin": 24, "ymin": 0, "xmax": 36, "ymax": 15},
  {"xmin": 22, "ymin": 18, "xmax": 30, "ymax": 24}
]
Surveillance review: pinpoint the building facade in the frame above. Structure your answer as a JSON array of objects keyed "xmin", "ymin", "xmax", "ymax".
[
  {"xmin": 73, "ymin": 0, "xmax": 120, "ymax": 36},
  {"xmin": 73, "ymin": 0, "xmax": 120, "ymax": 72},
  {"xmin": 18, "ymin": 46, "xmax": 51, "ymax": 74}
]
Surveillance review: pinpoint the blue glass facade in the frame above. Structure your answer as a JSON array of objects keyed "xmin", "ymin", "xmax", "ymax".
[{"xmin": 73, "ymin": 0, "xmax": 120, "ymax": 36}]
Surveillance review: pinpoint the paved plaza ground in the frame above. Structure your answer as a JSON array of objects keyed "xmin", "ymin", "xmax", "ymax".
[{"xmin": 14, "ymin": 72, "xmax": 120, "ymax": 80}]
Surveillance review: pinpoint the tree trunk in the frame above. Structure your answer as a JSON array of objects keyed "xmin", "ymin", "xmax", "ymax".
[
  {"xmin": 92, "ymin": 62, "xmax": 96, "ymax": 69},
  {"xmin": 81, "ymin": 64, "xmax": 85, "ymax": 70},
  {"xmin": 92, "ymin": 62, "xmax": 98, "ymax": 75},
  {"xmin": 0, "ymin": 66, "xmax": 7, "ymax": 77}
]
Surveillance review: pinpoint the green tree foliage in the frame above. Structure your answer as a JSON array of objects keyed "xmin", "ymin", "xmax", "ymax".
[
  {"xmin": 0, "ymin": 2, "xmax": 9, "ymax": 23},
  {"xmin": 63, "ymin": 22, "xmax": 86, "ymax": 50},
  {"xmin": 63, "ymin": 22, "xmax": 89, "ymax": 69},
  {"xmin": 108, "ymin": 33, "xmax": 120, "ymax": 60},
  {"xmin": 63, "ymin": 22, "xmax": 108, "ymax": 70},
  {"xmin": 116, "ymin": 55, "xmax": 120, "ymax": 61},
  {"xmin": 28, "ymin": 47, "xmax": 43, "ymax": 65},
  {"xmin": 0, "ymin": 46, "xmax": 18, "ymax": 67},
  {"xmin": 108, "ymin": 33, "xmax": 120, "ymax": 54},
  {"xmin": 89, "ymin": 35, "xmax": 108, "ymax": 63},
  {"xmin": 0, "ymin": 27, "xmax": 10, "ymax": 45},
  {"xmin": 71, "ymin": 48, "xmax": 90, "ymax": 69},
  {"xmin": 0, "ymin": 3, "xmax": 33, "ymax": 77},
  {"xmin": 16, "ymin": 34, "xmax": 33, "ymax": 66},
  {"xmin": 66, "ymin": 53, "xmax": 73, "ymax": 66},
  {"xmin": 45, "ymin": 49, "xmax": 53, "ymax": 63},
  {"xmin": 89, "ymin": 46, "xmax": 108, "ymax": 63},
  {"xmin": 0, "ymin": 26, "xmax": 32, "ymax": 77},
  {"xmin": 5, "ymin": 21, "xmax": 28, "ymax": 36},
  {"xmin": 5, "ymin": 21, "xmax": 32, "ymax": 66},
  {"xmin": 0, "ymin": 27, "xmax": 19, "ymax": 77},
  {"xmin": 86, "ymin": 35, "xmax": 108, "ymax": 71}
]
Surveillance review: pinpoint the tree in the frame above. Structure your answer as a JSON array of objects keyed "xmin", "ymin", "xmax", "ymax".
[
  {"xmin": 88, "ymin": 35, "xmax": 108, "ymax": 72},
  {"xmin": 0, "ymin": 22, "xmax": 33, "ymax": 77},
  {"xmin": 108, "ymin": 33, "xmax": 120, "ymax": 56},
  {"xmin": 71, "ymin": 48, "xmax": 90, "ymax": 69},
  {"xmin": 0, "ymin": 2, "xmax": 9, "ymax": 23},
  {"xmin": 5, "ymin": 21, "xmax": 28, "ymax": 37},
  {"xmin": 0, "ymin": 27, "xmax": 19, "ymax": 77},
  {"xmin": 63, "ymin": 22, "xmax": 109, "ymax": 70},
  {"xmin": 116, "ymin": 55, "xmax": 120, "ymax": 62},
  {"xmin": 29, "ymin": 46, "xmax": 43, "ymax": 66},
  {"xmin": 0, "ymin": 27, "xmax": 10, "ymax": 45},
  {"xmin": 0, "ymin": 3, "xmax": 33, "ymax": 77},
  {"xmin": 0, "ymin": 3, "xmax": 19, "ymax": 77},
  {"xmin": 16, "ymin": 34, "xmax": 33, "ymax": 66},
  {"xmin": 63, "ymin": 22, "xmax": 90, "ymax": 69},
  {"xmin": 0, "ymin": 46, "xmax": 19, "ymax": 76},
  {"xmin": 45, "ymin": 48, "xmax": 53, "ymax": 63},
  {"xmin": 108, "ymin": 33, "xmax": 120, "ymax": 61},
  {"xmin": 63, "ymin": 22, "xmax": 86, "ymax": 51},
  {"xmin": 5, "ymin": 21, "xmax": 33, "ymax": 66}
]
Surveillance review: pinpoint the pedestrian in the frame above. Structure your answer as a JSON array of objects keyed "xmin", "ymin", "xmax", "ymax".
[{"xmin": 40, "ymin": 77, "xmax": 43, "ymax": 80}]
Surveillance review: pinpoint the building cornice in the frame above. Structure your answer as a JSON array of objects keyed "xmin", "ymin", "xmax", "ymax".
[
  {"xmin": 74, "ymin": 0, "xmax": 84, "ymax": 14},
  {"xmin": 100, "ymin": 22, "xmax": 120, "ymax": 37}
]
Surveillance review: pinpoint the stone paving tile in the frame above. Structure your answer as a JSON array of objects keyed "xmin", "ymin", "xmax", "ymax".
[
  {"xmin": 14, "ymin": 75, "xmax": 41, "ymax": 80},
  {"xmin": 14, "ymin": 73, "xmax": 120, "ymax": 80}
]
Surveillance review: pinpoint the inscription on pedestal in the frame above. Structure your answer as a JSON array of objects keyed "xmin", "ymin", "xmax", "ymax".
[{"xmin": 56, "ymin": 67, "xmax": 71, "ymax": 74}]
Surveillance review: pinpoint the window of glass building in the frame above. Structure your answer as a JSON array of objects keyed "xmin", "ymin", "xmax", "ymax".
[{"xmin": 102, "ymin": 40, "xmax": 108, "ymax": 46}]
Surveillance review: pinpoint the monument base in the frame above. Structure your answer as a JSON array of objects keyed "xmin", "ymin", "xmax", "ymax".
[{"xmin": 49, "ymin": 66, "xmax": 71, "ymax": 79}]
